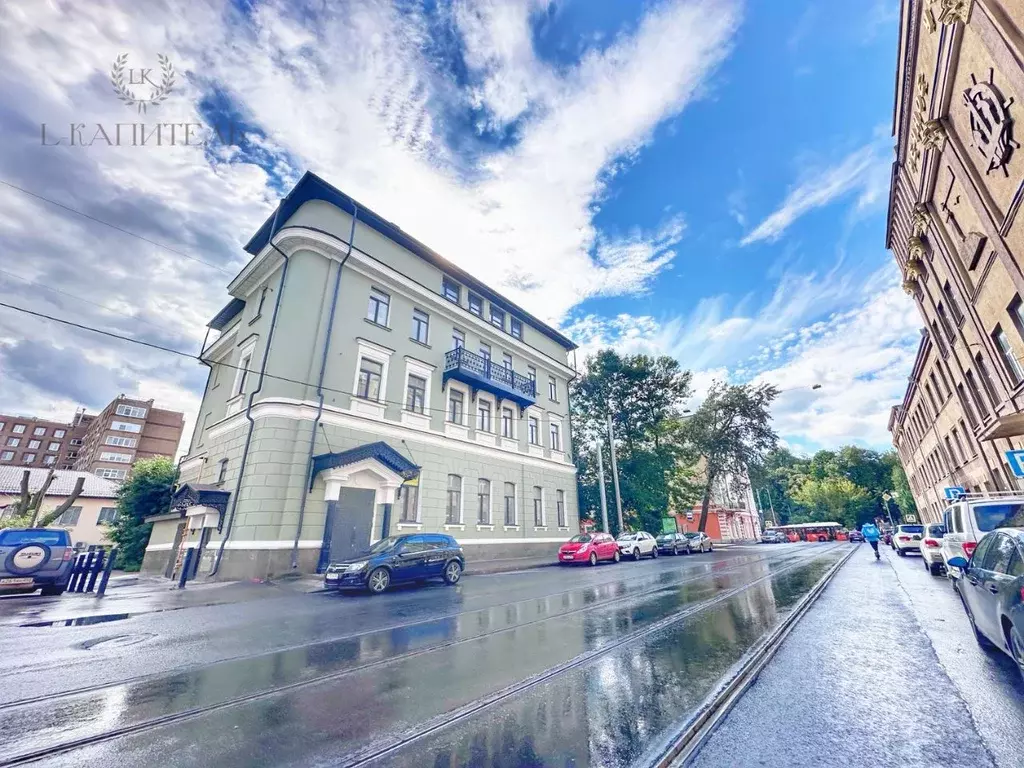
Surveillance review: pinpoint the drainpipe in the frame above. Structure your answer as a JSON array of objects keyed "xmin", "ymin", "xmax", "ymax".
[
  {"xmin": 209, "ymin": 202, "xmax": 290, "ymax": 578},
  {"xmin": 291, "ymin": 205, "xmax": 359, "ymax": 569}
]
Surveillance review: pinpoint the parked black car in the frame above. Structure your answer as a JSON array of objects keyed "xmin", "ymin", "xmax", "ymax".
[
  {"xmin": 324, "ymin": 534, "xmax": 465, "ymax": 595},
  {"xmin": 949, "ymin": 528, "xmax": 1024, "ymax": 680},
  {"xmin": 0, "ymin": 528, "xmax": 74, "ymax": 596},
  {"xmin": 655, "ymin": 532, "xmax": 688, "ymax": 555},
  {"xmin": 848, "ymin": 530, "xmax": 865, "ymax": 543}
]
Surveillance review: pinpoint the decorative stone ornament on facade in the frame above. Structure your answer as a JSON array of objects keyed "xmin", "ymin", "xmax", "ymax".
[
  {"xmin": 908, "ymin": 74, "xmax": 931, "ymax": 174},
  {"xmin": 911, "ymin": 204, "xmax": 931, "ymax": 237},
  {"xmin": 963, "ymin": 71, "xmax": 1018, "ymax": 176},
  {"xmin": 933, "ymin": 0, "xmax": 973, "ymax": 27},
  {"xmin": 920, "ymin": 119, "xmax": 946, "ymax": 151},
  {"xmin": 907, "ymin": 234, "xmax": 928, "ymax": 262}
]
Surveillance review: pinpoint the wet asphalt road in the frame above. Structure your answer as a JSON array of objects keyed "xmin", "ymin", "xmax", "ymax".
[
  {"xmin": 690, "ymin": 543, "xmax": 1024, "ymax": 768},
  {"xmin": 0, "ymin": 543, "xmax": 848, "ymax": 768}
]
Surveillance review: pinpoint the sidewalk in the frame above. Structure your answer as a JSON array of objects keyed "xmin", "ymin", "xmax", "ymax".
[{"xmin": 689, "ymin": 545, "xmax": 995, "ymax": 768}]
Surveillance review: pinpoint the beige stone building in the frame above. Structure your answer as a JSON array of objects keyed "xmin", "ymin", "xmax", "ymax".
[
  {"xmin": 888, "ymin": 1, "xmax": 1024, "ymax": 521},
  {"xmin": 0, "ymin": 467, "xmax": 119, "ymax": 548}
]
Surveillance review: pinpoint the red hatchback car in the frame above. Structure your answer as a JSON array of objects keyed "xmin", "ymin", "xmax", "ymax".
[{"xmin": 558, "ymin": 533, "xmax": 621, "ymax": 566}]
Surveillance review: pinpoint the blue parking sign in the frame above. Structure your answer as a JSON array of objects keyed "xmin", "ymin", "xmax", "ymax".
[
  {"xmin": 943, "ymin": 486, "xmax": 965, "ymax": 500},
  {"xmin": 1006, "ymin": 450, "xmax": 1024, "ymax": 478}
]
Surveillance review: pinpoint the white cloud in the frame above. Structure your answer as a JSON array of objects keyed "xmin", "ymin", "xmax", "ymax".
[{"xmin": 741, "ymin": 142, "xmax": 889, "ymax": 246}]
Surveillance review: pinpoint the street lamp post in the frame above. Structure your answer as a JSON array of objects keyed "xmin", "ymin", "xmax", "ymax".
[
  {"xmin": 595, "ymin": 441, "xmax": 610, "ymax": 533},
  {"xmin": 881, "ymin": 491, "xmax": 896, "ymax": 529}
]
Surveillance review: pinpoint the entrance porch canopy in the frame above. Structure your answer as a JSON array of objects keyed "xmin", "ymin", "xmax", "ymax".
[{"xmin": 311, "ymin": 441, "xmax": 420, "ymax": 504}]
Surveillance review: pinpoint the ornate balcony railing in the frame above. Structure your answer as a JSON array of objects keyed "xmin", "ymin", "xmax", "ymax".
[{"xmin": 443, "ymin": 347, "xmax": 537, "ymax": 409}]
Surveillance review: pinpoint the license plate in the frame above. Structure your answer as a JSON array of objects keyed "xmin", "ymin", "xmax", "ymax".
[
  {"xmin": 325, "ymin": 574, "xmax": 339, "ymax": 580},
  {"xmin": 913, "ymin": 535, "xmax": 921, "ymax": 540},
  {"xmin": 0, "ymin": 577, "xmax": 34, "ymax": 587}
]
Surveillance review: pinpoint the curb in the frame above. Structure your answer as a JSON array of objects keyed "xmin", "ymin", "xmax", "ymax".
[{"xmin": 651, "ymin": 544, "xmax": 857, "ymax": 768}]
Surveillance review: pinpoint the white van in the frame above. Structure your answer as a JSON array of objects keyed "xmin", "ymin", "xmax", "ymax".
[{"xmin": 940, "ymin": 495, "xmax": 1024, "ymax": 578}]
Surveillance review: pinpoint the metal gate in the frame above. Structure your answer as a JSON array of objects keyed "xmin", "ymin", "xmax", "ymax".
[{"xmin": 66, "ymin": 548, "xmax": 118, "ymax": 595}]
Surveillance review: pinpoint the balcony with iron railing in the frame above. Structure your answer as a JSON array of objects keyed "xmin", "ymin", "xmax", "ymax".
[{"xmin": 442, "ymin": 347, "xmax": 537, "ymax": 409}]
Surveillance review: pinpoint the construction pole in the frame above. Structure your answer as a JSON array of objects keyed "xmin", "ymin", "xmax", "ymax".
[
  {"xmin": 595, "ymin": 441, "xmax": 610, "ymax": 533},
  {"xmin": 607, "ymin": 412, "xmax": 624, "ymax": 533}
]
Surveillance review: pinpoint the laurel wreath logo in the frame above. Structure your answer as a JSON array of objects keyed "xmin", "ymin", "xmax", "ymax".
[{"xmin": 110, "ymin": 53, "xmax": 175, "ymax": 113}]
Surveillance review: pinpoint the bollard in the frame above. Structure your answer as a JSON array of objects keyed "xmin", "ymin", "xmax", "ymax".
[
  {"xmin": 74, "ymin": 552, "xmax": 97, "ymax": 593},
  {"xmin": 177, "ymin": 548, "xmax": 195, "ymax": 590},
  {"xmin": 67, "ymin": 553, "xmax": 86, "ymax": 592},
  {"xmin": 95, "ymin": 548, "xmax": 118, "ymax": 597},
  {"xmin": 85, "ymin": 549, "xmax": 106, "ymax": 593}
]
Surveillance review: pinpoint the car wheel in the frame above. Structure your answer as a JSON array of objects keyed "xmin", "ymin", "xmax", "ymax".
[
  {"xmin": 929, "ymin": 562, "xmax": 941, "ymax": 576},
  {"xmin": 613, "ymin": 550, "xmax": 621, "ymax": 563},
  {"xmin": 39, "ymin": 584, "xmax": 65, "ymax": 597},
  {"xmin": 589, "ymin": 552, "xmax": 598, "ymax": 566},
  {"xmin": 443, "ymin": 560, "xmax": 462, "ymax": 585},
  {"xmin": 960, "ymin": 591, "xmax": 994, "ymax": 649},
  {"xmin": 367, "ymin": 567, "xmax": 391, "ymax": 594},
  {"xmin": 1009, "ymin": 626, "xmax": 1024, "ymax": 682},
  {"xmin": 672, "ymin": 546, "xmax": 679, "ymax": 556},
  {"xmin": 633, "ymin": 548, "xmax": 641, "ymax": 561},
  {"xmin": 651, "ymin": 547, "xmax": 659, "ymax": 559},
  {"xmin": 708, "ymin": 543, "xmax": 714, "ymax": 552}
]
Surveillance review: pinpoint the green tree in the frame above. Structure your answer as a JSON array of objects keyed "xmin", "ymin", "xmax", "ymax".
[
  {"xmin": 748, "ymin": 447, "xmax": 808, "ymax": 525},
  {"xmin": 888, "ymin": 454, "xmax": 917, "ymax": 519},
  {"xmin": 682, "ymin": 382, "xmax": 778, "ymax": 533},
  {"xmin": 0, "ymin": 468, "xmax": 84, "ymax": 529},
  {"xmin": 792, "ymin": 475, "xmax": 872, "ymax": 528},
  {"xmin": 108, "ymin": 457, "xmax": 178, "ymax": 571}
]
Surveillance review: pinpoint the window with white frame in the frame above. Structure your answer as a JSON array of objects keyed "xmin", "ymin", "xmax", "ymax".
[
  {"xmin": 33, "ymin": 427, "xmax": 46, "ymax": 436},
  {"xmin": 528, "ymin": 416, "xmax": 539, "ymax": 445},
  {"xmin": 106, "ymin": 435, "xmax": 137, "ymax": 447},
  {"xmin": 12, "ymin": 424, "xmax": 25, "ymax": 434},
  {"xmin": 526, "ymin": 366, "xmax": 537, "ymax": 395},
  {"xmin": 95, "ymin": 468, "xmax": 127, "ymax": 480},
  {"xmin": 533, "ymin": 486, "xmax": 543, "ymax": 526},
  {"xmin": 550, "ymin": 422, "xmax": 561, "ymax": 452},
  {"xmin": 452, "ymin": 328, "xmax": 465, "ymax": 350},
  {"xmin": 504, "ymin": 482, "xmax": 516, "ymax": 525},
  {"xmin": 367, "ymin": 287, "xmax": 390, "ymax": 325},
  {"xmin": 479, "ymin": 343, "xmax": 491, "ymax": 362},
  {"xmin": 54, "ymin": 429, "xmax": 65, "ymax": 438},
  {"xmin": 22, "ymin": 453, "xmax": 36, "ymax": 464},
  {"xmin": 442, "ymin": 276, "xmax": 461, "ymax": 304},
  {"xmin": 111, "ymin": 421, "xmax": 142, "ymax": 433},
  {"xmin": 233, "ymin": 346, "xmax": 254, "ymax": 397},
  {"xmin": 115, "ymin": 404, "xmax": 148, "ymax": 419},
  {"xmin": 48, "ymin": 442, "xmax": 60, "ymax": 451},
  {"xmin": 43, "ymin": 455, "xmax": 56, "ymax": 466},
  {"xmin": 412, "ymin": 309, "xmax": 430, "ymax": 344},
  {"xmin": 97, "ymin": 507, "xmax": 117, "ymax": 524},
  {"xmin": 468, "ymin": 293, "xmax": 483, "ymax": 317},
  {"xmin": 477, "ymin": 399, "xmax": 492, "ymax": 432},
  {"xmin": 6, "ymin": 437, "xmax": 20, "ymax": 447},
  {"xmin": 490, "ymin": 305, "xmax": 505, "ymax": 330},
  {"xmin": 28, "ymin": 440, "xmax": 40, "ymax": 449},
  {"xmin": 510, "ymin": 317, "xmax": 523, "ymax": 340},
  {"xmin": 0, "ymin": 451, "xmax": 13, "ymax": 461},
  {"xmin": 501, "ymin": 407, "xmax": 514, "ymax": 438},
  {"xmin": 356, "ymin": 358, "xmax": 384, "ymax": 400},
  {"xmin": 100, "ymin": 451, "xmax": 132, "ymax": 463},
  {"xmin": 59, "ymin": 506, "xmax": 82, "ymax": 526},
  {"xmin": 447, "ymin": 474, "xmax": 462, "ymax": 524},
  {"xmin": 502, "ymin": 353, "xmax": 513, "ymax": 371},
  {"xmin": 0, "ymin": 422, "xmax": 5, "ymax": 431},
  {"xmin": 548, "ymin": 376, "xmax": 558, "ymax": 402},
  {"xmin": 477, "ymin": 478, "xmax": 491, "ymax": 524},
  {"xmin": 400, "ymin": 483, "xmax": 419, "ymax": 522},
  {"xmin": 557, "ymin": 490, "xmax": 566, "ymax": 527},
  {"xmin": 448, "ymin": 389, "xmax": 465, "ymax": 424},
  {"xmin": 406, "ymin": 375, "xmax": 427, "ymax": 413}
]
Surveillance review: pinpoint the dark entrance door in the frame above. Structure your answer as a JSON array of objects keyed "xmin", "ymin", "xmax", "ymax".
[{"xmin": 322, "ymin": 488, "xmax": 377, "ymax": 566}]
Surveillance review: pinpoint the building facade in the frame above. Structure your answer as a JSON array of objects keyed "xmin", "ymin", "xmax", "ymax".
[
  {"xmin": 143, "ymin": 172, "xmax": 581, "ymax": 580},
  {"xmin": 888, "ymin": 0, "xmax": 1024, "ymax": 520},
  {"xmin": 675, "ymin": 471, "xmax": 761, "ymax": 542},
  {"xmin": 0, "ymin": 467, "xmax": 119, "ymax": 547},
  {"xmin": 0, "ymin": 397, "xmax": 184, "ymax": 480}
]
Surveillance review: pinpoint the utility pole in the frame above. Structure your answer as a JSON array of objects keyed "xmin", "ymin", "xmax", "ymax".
[
  {"xmin": 607, "ymin": 412, "xmax": 624, "ymax": 533},
  {"xmin": 595, "ymin": 441, "xmax": 610, "ymax": 533},
  {"xmin": 765, "ymin": 486, "xmax": 778, "ymax": 526},
  {"xmin": 881, "ymin": 491, "xmax": 896, "ymax": 529}
]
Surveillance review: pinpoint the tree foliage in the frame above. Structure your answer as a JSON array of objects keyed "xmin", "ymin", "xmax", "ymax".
[
  {"xmin": 0, "ymin": 468, "xmax": 84, "ymax": 530},
  {"xmin": 108, "ymin": 457, "xmax": 178, "ymax": 571},
  {"xmin": 791, "ymin": 476, "xmax": 871, "ymax": 528}
]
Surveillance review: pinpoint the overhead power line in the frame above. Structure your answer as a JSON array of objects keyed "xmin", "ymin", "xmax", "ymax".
[{"xmin": 0, "ymin": 179, "xmax": 235, "ymax": 276}]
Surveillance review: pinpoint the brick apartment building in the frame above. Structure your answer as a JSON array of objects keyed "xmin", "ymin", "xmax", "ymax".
[{"xmin": 0, "ymin": 395, "xmax": 184, "ymax": 480}]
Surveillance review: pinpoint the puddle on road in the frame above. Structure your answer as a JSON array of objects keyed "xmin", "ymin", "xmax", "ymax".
[{"xmin": 21, "ymin": 613, "xmax": 131, "ymax": 628}]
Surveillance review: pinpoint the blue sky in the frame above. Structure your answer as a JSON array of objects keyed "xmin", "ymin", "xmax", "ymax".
[{"xmin": 0, "ymin": 0, "xmax": 918, "ymax": 454}]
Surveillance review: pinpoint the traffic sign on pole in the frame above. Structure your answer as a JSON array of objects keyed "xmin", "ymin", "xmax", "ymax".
[
  {"xmin": 943, "ymin": 486, "xmax": 966, "ymax": 500},
  {"xmin": 1005, "ymin": 450, "xmax": 1024, "ymax": 478}
]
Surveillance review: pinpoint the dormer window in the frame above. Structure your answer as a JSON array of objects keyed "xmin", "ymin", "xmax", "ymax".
[{"xmin": 442, "ymin": 277, "xmax": 461, "ymax": 304}]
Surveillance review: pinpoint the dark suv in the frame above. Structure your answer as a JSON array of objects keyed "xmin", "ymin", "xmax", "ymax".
[
  {"xmin": 0, "ymin": 528, "xmax": 74, "ymax": 596},
  {"xmin": 324, "ymin": 533, "xmax": 465, "ymax": 595}
]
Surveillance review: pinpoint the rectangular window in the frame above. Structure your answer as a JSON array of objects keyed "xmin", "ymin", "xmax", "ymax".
[
  {"xmin": 957, "ymin": 383, "xmax": 979, "ymax": 428},
  {"xmin": 452, "ymin": 328, "xmax": 465, "ymax": 350},
  {"xmin": 550, "ymin": 422, "xmax": 561, "ymax": 451},
  {"xmin": 548, "ymin": 376, "xmax": 558, "ymax": 402},
  {"xmin": 479, "ymin": 343, "xmax": 491, "ymax": 363},
  {"xmin": 936, "ymin": 365, "xmax": 952, "ymax": 399},
  {"xmin": 993, "ymin": 325, "xmax": 1024, "ymax": 385},
  {"xmin": 468, "ymin": 293, "xmax": 483, "ymax": 317},
  {"xmin": 105, "ymin": 435, "xmax": 137, "ymax": 447},
  {"xmin": 6, "ymin": 437, "xmax": 20, "ymax": 447},
  {"xmin": 929, "ymin": 372, "xmax": 944, "ymax": 401},
  {"xmin": 97, "ymin": 507, "xmax": 117, "ymax": 525},
  {"xmin": 32, "ymin": 427, "xmax": 46, "ymax": 436},
  {"xmin": 924, "ymin": 384, "xmax": 938, "ymax": 418},
  {"xmin": 510, "ymin": 317, "xmax": 523, "ymax": 340},
  {"xmin": 502, "ymin": 352, "xmax": 513, "ymax": 370},
  {"xmin": 477, "ymin": 479, "xmax": 491, "ymax": 524},
  {"xmin": 945, "ymin": 436, "xmax": 959, "ymax": 466},
  {"xmin": 556, "ymin": 490, "xmax": 566, "ymax": 527},
  {"xmin": 931, "ymin": 321, "xmax": 948, "ymax": 357},
  {"xmin": 54, "ymin": 429, "xmax": 65, "ymax": 438},
  {"xmin": 442, "ymin": 276, "xmax": 461, "ymax": 304},
  {"xmin": 447, "ymin": 474, "xmax": 462, "ymax": 524},
  {"xmin": 533, "ymin": 486, "xmax": 543, "ymax": 526},
  {"xmin": 975, "ymin": 354, "xmax": 1000, "ymax": 409},
  {"xmin": 115, "ymin": 404, "xmax": 148, "ymax": 419},
  {"xmin": 47, "ymin": 442, "xmax": 60, "ymax": 451},
  {"xmin": 490, "ymin": 305, "xmax": 505, "ymax": 330},
  {"xmin": 400, "ymin": 483, "xmax": 419, "ymax": 523},
  {"xmin": 22, "ymin": 453, "xmax": 35, "ymax": 463},
  {"xmin": 943, "ymin": 282, "xmax": 963, "ymax": 325},
  {"xmin": 0, "ymin": 422, "xmax": 5, "ymax": 431},
  {"xmin": 100, "ymin": 451, "xmax": 132, "ymax": 463},
  {"xmin": 964, "ymin": 370, "xmax": 990, "ymax": 418},
  {"xmin": 529, "ymin": 416, "xmax": 539, "ymax": 444},
  {"xmin": 936, "ymin": 303, "xmax": 955, "ymax": 344},
  {"xmin": 412, "ymin": 309, "xmax": 430, "ymax": 344},
  {"xmin": 95, "ymin": 468, "xmax": 127, "ymax": 480},
  {"xmin": 959, "ymin": 420, "xmax": 975, "ymax": 456},
  {"xmin": 235, "ymin": 350, "xmax": 253, "ymax": 396},
  {"xmin": 527, "ymin": 366, "xmax": 537, "ymax": 395},
  {"xmin": 217, "ymin": 459, "xmax": 228, "ymax": 484},
  {"xmin": 0, "ymin": 451, "xmax": 13, "ymax": 461},
  {"xmin": 356, "ymin": 358, "xmax": 383, "ymax": 400},
  {"xmin": 367, "ymin": 288, "xmax": 390, "ymax": 326},
  {"xmin": 27, "ymin": 440, "xmax": 40, "ymax": 450},
  {"xmin": 448, "ymin": 390, "xmax": 465, "ymax": 424},
  {"xmin": 12, "ymin": 424, "xmax": 25, "ymax": 434},
  {"xmin": 504, "ymin": 482, "xmax": 516, "ymax": 525},
  {"xmin": 477, "ymin": 400, "xmax": 492, "ymax": 432},
  {"xmin": 406, "ymin": 375, "xmax": 427, "ymax": 414},
  {"xmin": 58, "ymin": 506, "xmax": 81, "ymax": 526},
  {"xmin": 501, "ymin": 407, "xmax": 514, "ymax": 438}
]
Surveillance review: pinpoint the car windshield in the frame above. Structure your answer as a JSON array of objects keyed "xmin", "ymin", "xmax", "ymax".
[
  {"xmin": 367, "ymin": 536, "xmax": 402, "ymax": 555},
  {"xmin": 973, "ymin": 503, "xmax": 1024, "ymax": 532},
  {"xmin": 569, "ymin": 534, "xmax": 592, "ymax": 543},
  {"xmin": 656, "ymin": 533, "xmax": 674, "ymax": 539},
  {"xmin": 683, "ymin": 532, "xmax": 700, "ymax": 539},
  {"xmin": 926, "ymin": 525, "xmax": 945, "ymax": 537},
  {"xmin": 617, "ymin": 533, "xmax": 637, "ymax": 540},
  {"xmin": 0, "ymin": 530, "xmax": 68, "ymax": 546},
  {"xmin": 899, "ymin": 525, "xmax": 923, "ymax": 534}
]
